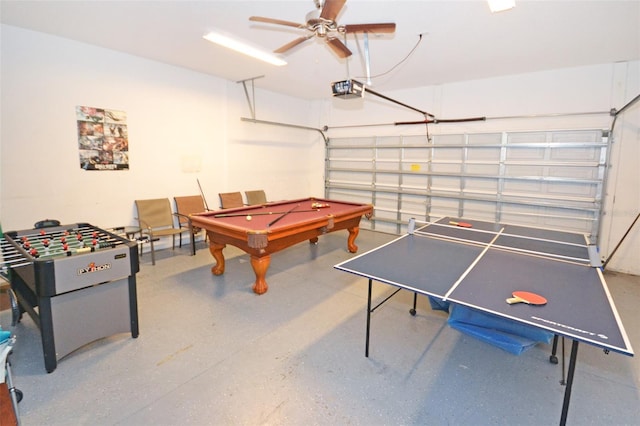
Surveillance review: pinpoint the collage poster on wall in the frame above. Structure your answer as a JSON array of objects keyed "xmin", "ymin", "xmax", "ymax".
[{"xmin": 76, "ymin": 105, "xmax": 129, "ymax": 170}]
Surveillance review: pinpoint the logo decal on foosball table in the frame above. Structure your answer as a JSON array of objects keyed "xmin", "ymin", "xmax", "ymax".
[{"xmin": 77, "ymin": 262, "xmax": 112, "ymax": 275}]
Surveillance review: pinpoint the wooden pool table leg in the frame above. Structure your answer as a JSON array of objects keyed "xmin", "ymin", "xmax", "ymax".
[
  {"xmin": 250, "ymin": 255, "xmax": 271, "ymax": 295},
  {"xmin": 347, "ymin": 226, "xmax": 360, "ymax": 253},
  {"xmin": 209, "ymin": 242, "xmax": 226, "ymax": 275}
]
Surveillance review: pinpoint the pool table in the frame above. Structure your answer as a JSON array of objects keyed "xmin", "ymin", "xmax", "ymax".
[{"xmin": 190, "ymin": 197, "xmax": 373, "ymax": 295}]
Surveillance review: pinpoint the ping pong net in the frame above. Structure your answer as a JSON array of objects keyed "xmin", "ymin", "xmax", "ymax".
[{"xmin": 408, "ymin": 217, "xmax": 601, "ymax": 268}]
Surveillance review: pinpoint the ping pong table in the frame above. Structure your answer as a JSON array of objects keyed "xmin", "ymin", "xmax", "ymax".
[{"xmin": 334, "ymin": 217, "xmax": 634, "ymax": 426}]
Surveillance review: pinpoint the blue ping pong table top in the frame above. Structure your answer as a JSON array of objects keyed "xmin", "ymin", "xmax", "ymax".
[{"xmin": 334, "ymin": 217, "xmax": 634, "ymax": 357}]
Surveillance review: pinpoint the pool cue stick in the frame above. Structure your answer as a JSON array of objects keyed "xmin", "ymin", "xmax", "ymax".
[
  {"xmin": 267, "ymin": 204, "xmax": 299, "ymax": 227},
  {"xmin": 196, "ymin": 178, "xmax": 210, "ymax": 210},
  {"xmin": 214, "ymin": 209, "xmax": 318, "ymax": 218}
]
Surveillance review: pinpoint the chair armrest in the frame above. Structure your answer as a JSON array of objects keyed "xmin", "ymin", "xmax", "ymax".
[
  {"xmin": 135, "ymin": 217, "xmax": 154, "ymax": 234},
  {"xmin": 173, "ymin": 212, "xmax": 193, "ymax": 229},
  {"xmin": 173, "ymin": 213, "xmax": 202, "ymax": 234}
]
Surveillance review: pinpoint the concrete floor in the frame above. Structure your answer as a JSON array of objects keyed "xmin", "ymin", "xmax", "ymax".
[{"xmin": 2, "ymin": 229, "xmax": 639, "ymax": 425}]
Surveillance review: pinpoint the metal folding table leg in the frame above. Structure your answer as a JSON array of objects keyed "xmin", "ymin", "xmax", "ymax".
[
  {"xmin": 559, "ymin": 340, "xmax": 579, "ymax": 426},
  {"xmin": 365, "ymin": 279, "xmax": 372, "ymax": 357}
]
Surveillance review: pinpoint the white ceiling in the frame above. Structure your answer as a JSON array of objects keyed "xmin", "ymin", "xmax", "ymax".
[{"xmin": 2, "ymin": 0, "xmax": 639, "ymax": 100}]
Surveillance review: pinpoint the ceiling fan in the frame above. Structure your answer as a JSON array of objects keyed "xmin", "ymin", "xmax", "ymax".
[{"xmin": 249, "ymin": 0, "xmax": 396, "ymax": 59}]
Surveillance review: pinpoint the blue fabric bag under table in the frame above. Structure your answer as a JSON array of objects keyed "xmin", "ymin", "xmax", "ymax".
[
  {"xmin": 428, "ymin": 295, "xmax": 450, "ymax": 313},
  {"xmin": 447, "ymin": 303, "xmax": 554, "ymax": 355}
]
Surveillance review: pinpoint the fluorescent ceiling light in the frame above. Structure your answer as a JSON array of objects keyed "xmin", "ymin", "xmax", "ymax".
[
  {"xmin": 203, "ymin": 31, "xmax": 287, "ymax": 67},
  {"xmin": 488, "ymin": 0, "xmax": 515, "ymax": 13}
]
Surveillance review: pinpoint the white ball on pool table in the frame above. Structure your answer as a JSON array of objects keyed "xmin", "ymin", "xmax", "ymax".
[{"xmin": 246, "ymin": 215, "xmax": 252, "ymax": 221}]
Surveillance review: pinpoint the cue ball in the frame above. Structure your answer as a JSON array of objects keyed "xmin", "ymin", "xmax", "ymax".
[{"xmin": 246, "ymin": 215, "xmax": 252, "ymax": 221}]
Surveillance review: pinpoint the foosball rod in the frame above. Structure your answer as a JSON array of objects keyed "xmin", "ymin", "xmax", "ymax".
[
  {"xmin": 10, "ymin": 225, "xmax": 104, "ymax": 239},
  {"xmin": 11, "ymin": 231, "xmax": 119, "ymax": 247},
  {"xmin": 0, "ymin": 257, "xmax": 32, "ymax": 268}
]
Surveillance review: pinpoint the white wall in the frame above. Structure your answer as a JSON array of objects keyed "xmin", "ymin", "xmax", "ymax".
[
  {"xmin": 0, "ymin": 25, "xmax": 324, "ymax": 233},
  {"xmin": 320, "ymin": 62, "xmax": 640, "ymax": 274},
  {"xmin": 322, "ymin": 64, "xmax": 620, "ymax": 133},
  {"xmin": 225, "ymin": 86, "xmax": 326, "ymax": 202}
]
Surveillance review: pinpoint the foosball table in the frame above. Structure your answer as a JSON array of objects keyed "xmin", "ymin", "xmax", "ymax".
[{"xmin": 0, "ymin": 222, "xmax": 139, "ymax": 373}]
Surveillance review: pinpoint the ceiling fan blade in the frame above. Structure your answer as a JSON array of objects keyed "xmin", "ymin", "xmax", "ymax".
[
  {"xmin": 274, "ymin": 36, "xmax": 314, "ymax": 54},
  {"xmin": 326, "ymin": 37, "xmax": 352, "ymax": 58},
  {"xmin": 343, "ymin": 23, "xmax": 397, "ymax": 33},
  {"xmin": 320, "ymin": 0, "xmax": 346, "ymax": 22},
  {"xmin": 249, "ymin": 16, "xmax": 305, "ymax": 29}
]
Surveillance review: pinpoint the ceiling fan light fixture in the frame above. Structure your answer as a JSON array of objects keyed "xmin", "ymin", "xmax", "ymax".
[
  {"xmin": 248, "ymin": 0, "xmax": 393, "ymax": 59},
  {"xmin": 203, "ymin": 31, "xmax": 287, "ymax": 66},
  {"xmin": 487, "ymin": 0, "xmax": 515, "ymax": 13}
]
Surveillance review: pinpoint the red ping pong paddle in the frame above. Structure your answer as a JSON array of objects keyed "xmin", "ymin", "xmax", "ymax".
[
  {"xmin": 506, "ymin": 291, "xmax": 547, "ymax": 305},
  {"xmin": 449, "ymin": 220, "xmax": 473, "ymax": 228}
]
